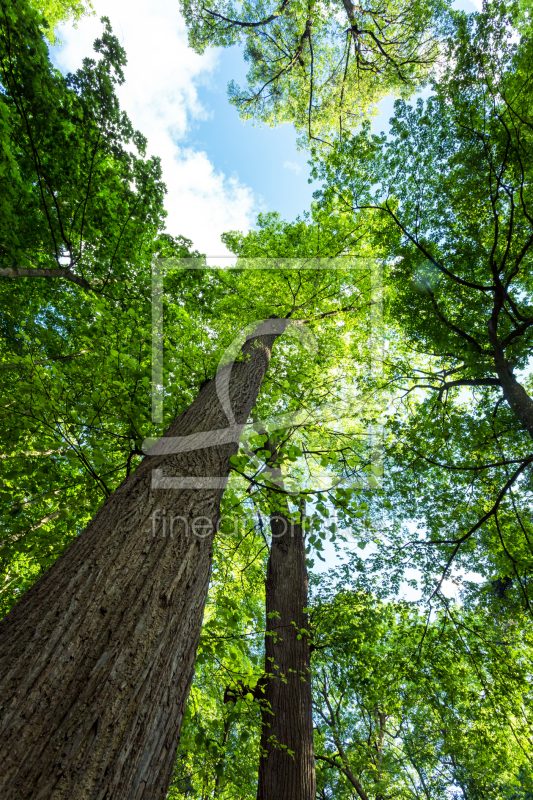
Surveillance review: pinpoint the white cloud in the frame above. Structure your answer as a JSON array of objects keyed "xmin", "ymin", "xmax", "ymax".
[
  {"xmin": 53, "ymin": 0, "xmax": 257, "ymax": 259},
  {"xmin": 283, "ymin": 160, "xmax": 301, "ymax": 174}
]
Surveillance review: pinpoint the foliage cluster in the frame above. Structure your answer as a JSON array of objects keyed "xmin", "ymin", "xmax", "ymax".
[{"xmin": 1, "ymin": 0, "xmax": 533, "ymax": 797}]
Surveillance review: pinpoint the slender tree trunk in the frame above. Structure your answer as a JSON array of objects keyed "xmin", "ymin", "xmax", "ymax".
[
  {"xmin": 0, "ymin": 326, "xmax": 280, "ymax": 800},
  {"xmin": 213, "ymin": 714, "xmax": 231, "ymax": 797},
  {"xmin": 488, "ymin": 316, "xmax": 533, "ymax": 439},
  {"xmin": 256, "ymin": 504, "xmax": 315, "ymax": 800}
]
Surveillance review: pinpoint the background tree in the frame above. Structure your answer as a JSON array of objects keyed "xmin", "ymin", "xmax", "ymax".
[
  {"xmin": 311, "ymin": 580, "xmax": 533, "ymax": 800},
  {"xmin": 0, "ymin": 0, "xmax": 166, "ymax": 293},
  {"xmin": 181, "ymin": 0, "xmax": 445, "ymax": 144},
  {"xmin": 30, "ymin": 0, "xmax": 94, "ymax": 41},
  {"xmin": 313, "ymin": 0, "xmax": 533, "ymax": 609}
]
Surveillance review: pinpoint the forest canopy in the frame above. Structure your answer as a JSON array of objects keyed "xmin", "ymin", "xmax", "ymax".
[{"xmin": 1, "ymin": 0, "xmax": 533, "ymax": 798}]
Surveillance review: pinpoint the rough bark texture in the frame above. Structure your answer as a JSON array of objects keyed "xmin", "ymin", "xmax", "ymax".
[
  {"xmin": 256, "ymin": 509, "xmax": 315, "ymax": 800},
  {"xmin": 0, "ymin": 327, "xmax": 280, "ymax": 800},
  {"xmin": 496, "ymin": 369, "xmax": 533, "ymax": 438},
  {"xmin": 489, "ymin": 317, "xmax": 533, "ymax": 440}
]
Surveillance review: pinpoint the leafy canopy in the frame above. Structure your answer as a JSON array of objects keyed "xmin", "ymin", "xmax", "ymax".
[{"xmin": 181, "ymin": 0, "xmax": 446, "ymax": 144}]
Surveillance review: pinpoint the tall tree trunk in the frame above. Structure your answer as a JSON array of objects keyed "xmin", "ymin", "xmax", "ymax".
[
  {"xmin": 213, "ymin": 714, "xmax": 232, "ymax": 797},
  {"xmin": 0, "ymin": 325, "xmax": 280, "ymax": 800},
  {"xmin": 256, "ymin": 504, "xmax": 315, "ymax": 800},
  {"xmin": 488, "ymin": 316, "xmax": 533, "ymax": 439}
]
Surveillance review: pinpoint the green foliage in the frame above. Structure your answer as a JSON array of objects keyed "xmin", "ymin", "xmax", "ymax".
[
  {"xmin": 312, "ymin": 580, "xmax": 533, "ymax": 799},
  {"xmin": 171, "ymin": 535, "xmax": 265, "ymax": 796},
  {"xmin": 0, "ymin": 0, "xmax": 166, "ymax": 291},
  {"xmin": 0, "ymin": 0, "xmax": 206, "ymax": 614},
  {"xmin": 2, "ymin": 0, "xmax": 533, "ymax": 796},
  {"xmin": 313, "ymin": 1, "xmax": 533, "ymax": 607},
  {"xmin": 181, "ymin": 0, "xmax": 446, "ymax": 143},
  {"xmin": 29, "ymin": 0, "xmax": 94, "ymax": 41}
]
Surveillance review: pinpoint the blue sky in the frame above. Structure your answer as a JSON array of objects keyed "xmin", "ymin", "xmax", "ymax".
[
  {"xmin": 53, "ymin": 0, "xmax": 480, "ymax": 259},
  {"xmin": 189, "ymin": 45, "xmax": 314, "ymax": 226}
]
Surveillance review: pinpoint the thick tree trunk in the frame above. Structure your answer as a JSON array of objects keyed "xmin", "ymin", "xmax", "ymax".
[
  {"xmin": 0, "ymin": 326, "xmax": 280, "ymax": 800},
  {"xmin": 256, "ymin": 507, "xmax": 315, "ymax": 800}
]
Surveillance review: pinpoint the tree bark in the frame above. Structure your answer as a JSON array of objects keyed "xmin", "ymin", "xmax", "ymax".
[
  {"xmin": 0, "ymin": 324, "xmax": 281, "ymax": 800},
  {"xmin": 488, "ymin": 317, "xmax": 533, "ymax": 440},
  {"xmin": 213, "ymin": 714, "xmax": 231, "ymax": 797},
  {"xmin": 256, "ymin": 505, "xmax": 315, "ymax": 800}
]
